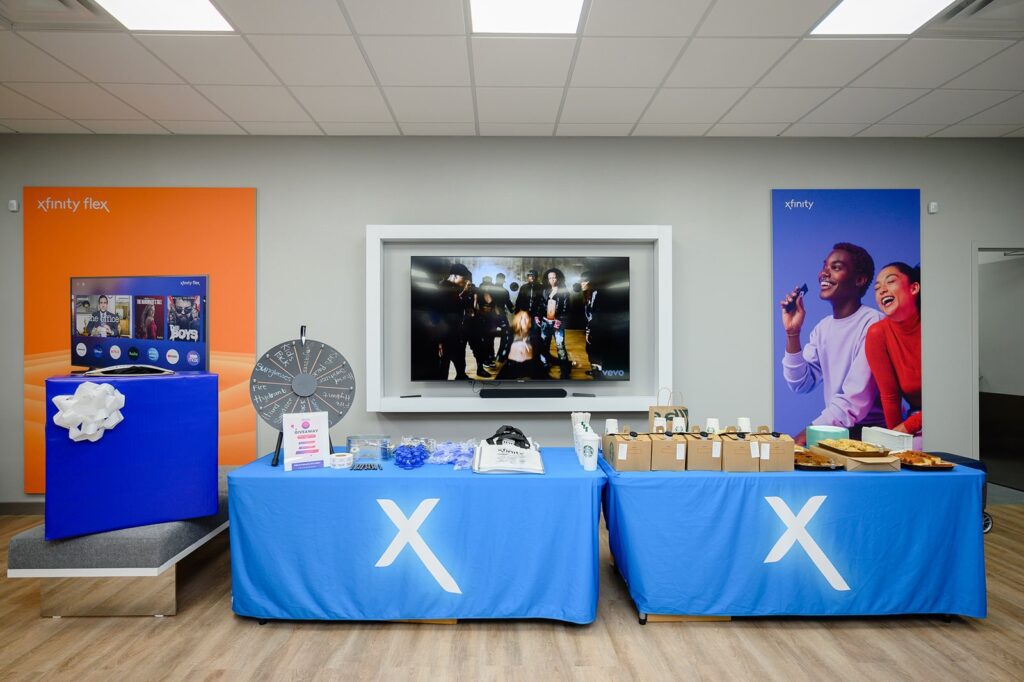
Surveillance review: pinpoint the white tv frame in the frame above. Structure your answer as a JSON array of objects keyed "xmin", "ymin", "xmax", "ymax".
[{"xmin": 366, "ymin": 225, "xmax": 673, "ymax": 413}]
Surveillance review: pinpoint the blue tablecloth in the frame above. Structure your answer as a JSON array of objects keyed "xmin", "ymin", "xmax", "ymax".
[
  {"xmin": 229, "ymin": 447, "xmax": 606, "ymax": 623},
  {"xmin": 600, "ymin": 458, "xmax": 986, "ymax": 618}
]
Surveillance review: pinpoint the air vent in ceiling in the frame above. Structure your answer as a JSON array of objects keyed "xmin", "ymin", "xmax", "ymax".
[
  {"xmin": 0, "ymin": 0, "xmax": 118, "ymax": 30},
  {"xmin": 921, "ymin": 0, "xmax": 1024, "ymax": 39}
]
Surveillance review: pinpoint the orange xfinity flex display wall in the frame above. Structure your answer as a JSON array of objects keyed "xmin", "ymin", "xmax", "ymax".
[{"xmin": 23, "ymin": 187, "xmax": 257, "ymax": 493}]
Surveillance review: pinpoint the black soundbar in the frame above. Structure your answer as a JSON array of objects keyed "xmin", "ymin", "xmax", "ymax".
[{"xmin": 479, "ymin": 388, "xmax": 568, "ymax": 399}]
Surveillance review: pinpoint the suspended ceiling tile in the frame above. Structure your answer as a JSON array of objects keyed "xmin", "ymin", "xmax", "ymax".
[
  {"xmin": 584, "ymin": 0, "xmax": 712, "ymax": 37},
  {"xmin": 883, "ymin": 89, "xmax": 1017, "ymax": 125},
  {"xmin": 476, "ymin": 87, "xmax": 563, "ymax": 123},
  {"xmin": 665, "ymin": 38, "xmax": 795, "ymax": 88},
  {"xmin": 632, "ymin": 123, "xmax": 713, "ymax": 135},
  {"xmin": 930, "ymin": 123, "xmax": 1023, "ymax": 137},
  {"xmin": 781, "ymin": 123, "xmax": 867, "ymax": 136},
  {"xmin": 19, "ymin": 31, "xmax": 181, "ymax": 84},
  {"xmin": 0, "ymin": 85, "xmax": 62, "ymax": 119},
  {"xmin": 556, "ymin": 123, "xmax": 633, "ymax": 136},
  {"xmin": 945, "ymin": 42, "xmax": 1024, "ymax": 90},
  {"xmin": 362, "ymin": 36, "xmax": 470, "ymax": 86},
  {"xmin": 802, "ymin": 88, "xmax": 928, "ymax": 124},
  {"xmin": 238, "ymin": 121, "xmax": 324, "ymax": 135},
  {"xmin": 158, "ymin": 120, "xmax": 246, "ymax": 135},
  {"xmin": 853, "ymin": 38, "xmax": 1015, "ymax": 89},
  {"xmin": 571, "ymin": 37, "xmax": 685, "ymax": 87},
  {"xmin": 401, "ymin": 122, "xmax": 476, "ymax": 135},
  {"xmin": 0, "ymin": 32, "xmax": 86, "ymax": 82},
  {"xmin": 215, "ymin": 0, "xmax": 350, "ymax": 34},
  {"xmin": 384, "ymin": 86, "xmax": 474, "ymax": 122},
  {"xmin": 289, "ymin": 86, "xmax": 393, "ymax": 122},
  {"xmin": 722, "ymin": 87, "xmax": 836, "ymax": 123},
  {"xmin": 641, "ymin": 87, "xmax": 746, "ymax": 124},
  {"xmin": 248, "ymin": 35, "xmax": 373, "ymax": 86},
  {"xmin": 100, "ymin": 84, "xmax": 227, "ymax": 121},
  {"xmin": 857, "ymin": 123, "xmax": 946, "ymax": 137},
  {"xmin": 479, "ymin": 123, "xmax": 555, "ymax": 136},
  {"xmin": 195, "ymin": 85, "xmax": 310, "ymax": 122},
  {"xmin": 698, "ymin": 0, "xmax": 836, "ymax": 37},
  {"xmin": 706, "ymin": 122, "xmax": 786, "ymax": 136},
  {"xmin": 471, "ymin": 37, "xmax": 575, "ymax": 87},
  {"xmin": 76, "ymin": 120, "xmax": 169, "ymax": 134},
  {"xmin": 963, "ymin": 92, "xmax": 1024, "ymax": 125},
  {"xmin": 138, "ymin": 35, "xmax": 278, "ymax": 85},
  {"xmin": 759, "ymin": 39, "xmax": 902, "ymax": 87},
  {"xmin": 344, "ymin": 0, "xmax": 465, "ymax": 35},
  {"xmin": 320, "ymin": 121, "xmax": 399, "ymax": 135},
  {"xmin": 6, "ymin": 82, "xmax": 144, "ymax": 119},
  {"xmin": 560, "ymin": 87, "xmax": 655, "ymax": 123}
]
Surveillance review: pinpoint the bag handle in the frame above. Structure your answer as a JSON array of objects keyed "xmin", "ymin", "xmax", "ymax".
[{"xmin": 655, "ymin": 387, "xmax": 685, "ymax": 405}]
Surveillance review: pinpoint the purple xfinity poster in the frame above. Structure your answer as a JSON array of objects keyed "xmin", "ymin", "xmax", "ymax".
[{"xmin": 772, "ymin": 189, "xmax": 921, "ymax": 447}]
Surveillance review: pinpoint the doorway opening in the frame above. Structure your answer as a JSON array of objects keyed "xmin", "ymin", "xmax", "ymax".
[{"xmin": 977, "ymin": 247, "xmax": 1024, "ymax": 491}]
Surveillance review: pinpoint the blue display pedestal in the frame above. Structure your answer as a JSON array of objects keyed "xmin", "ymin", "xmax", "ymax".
[{"xmin": 45, "ymin": 373, "xmax": 219, "ymax": 540}]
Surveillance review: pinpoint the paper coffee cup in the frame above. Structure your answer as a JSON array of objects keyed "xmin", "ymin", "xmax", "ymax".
[
  {"xmin": 605, "ymin": 419, "xmax": 619, "ymax": 435},
  {"xmin": 705, "ymin": 418, "xmax": 720, "ymax": 434},
  {"xmin": 737, "ymin": 417, "xmax": 751, "ymax": 433}
]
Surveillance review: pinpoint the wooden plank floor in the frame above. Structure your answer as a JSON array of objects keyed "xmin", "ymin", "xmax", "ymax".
[{"xmin": 2, "ymin": 508, "xmax": 1023, "ymax": 681}]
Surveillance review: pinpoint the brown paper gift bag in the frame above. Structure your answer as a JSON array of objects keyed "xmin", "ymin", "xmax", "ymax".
[{"xmin": 648, "ymin": 388, "xmax": 689, "ymax": 433}]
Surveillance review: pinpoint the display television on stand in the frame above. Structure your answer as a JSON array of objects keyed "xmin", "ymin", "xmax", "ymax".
[
  {"xmin": 71, "ymin": 275, "xmax": 208, "ymax": 371},
  {"xmin": 411, "ymin": 256, "xmax": 629, "ymax": 382}
]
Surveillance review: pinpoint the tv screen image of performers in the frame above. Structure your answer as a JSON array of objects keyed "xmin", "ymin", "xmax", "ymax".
[
  {"xmin": 70, "ymin": 275, "xmax": 208, "ymax": 371},
  {"xmin": 411, "ymin": 256, "xmax": 629, "ymax": 382}
]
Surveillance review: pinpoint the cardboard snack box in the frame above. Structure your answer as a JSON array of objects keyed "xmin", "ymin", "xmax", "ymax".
[
  {"xmin": 751, "ymin": 426, "xmax": 795, "ymax": 472},
  {"xmin": 683, "ymin": 429, "xmax": 721, "ymax": 471},
  {"xmin": 719, "ymin": 430, "xmax": 760, "ymax": 472},
  {"xmin": 809, "ymin": 446, "xmax": 900, "ymax": 472},
  {"xmin": 650, "ymin": 433, "xmax": 688, "ymax": 471},
  {"xmin": 605, "ymin": 433, "xmax": 652, "ymax": 472}
]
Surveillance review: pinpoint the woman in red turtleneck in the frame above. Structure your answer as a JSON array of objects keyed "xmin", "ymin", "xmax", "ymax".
[{"xmin": 865, "ymin": 262, "xmax": 921, "ymax": 437}]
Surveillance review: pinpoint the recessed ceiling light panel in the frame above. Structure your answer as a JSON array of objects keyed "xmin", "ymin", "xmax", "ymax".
[
  {"xmin": 95, "ymin": 0, "xmax": 233, "ymax": 32},
  {"xmin": 471, "ymin": 0, "xmax": 585, "ymax": 34},
  {"xmin": 812, "ymin": 0, "xmax": 954, "ymax": 35}
]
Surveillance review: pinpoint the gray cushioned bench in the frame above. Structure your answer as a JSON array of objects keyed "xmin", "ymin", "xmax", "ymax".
[{"xmin": 6, "ymin": 467, "xmax": 230, "ymax": 617}]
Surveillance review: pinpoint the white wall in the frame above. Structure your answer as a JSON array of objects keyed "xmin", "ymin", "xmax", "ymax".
[
  {"xmin": 1, "ymin": 135, "xmax": 1022, "ymax": 502},
  {"xmin": 979, "ymin": 256, "xmax": 1024, "ymax": 396}
]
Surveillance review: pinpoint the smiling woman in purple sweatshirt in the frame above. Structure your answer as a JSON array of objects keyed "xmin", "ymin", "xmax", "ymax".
[{"xmin": 780, "ymin": 242, "xmax": 886, "ymax": 445}]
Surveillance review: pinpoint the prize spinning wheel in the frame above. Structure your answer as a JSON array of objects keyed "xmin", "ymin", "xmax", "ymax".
[{"xmin": 249, "ymin": 326, "xmax": 355, "ymax": 465}]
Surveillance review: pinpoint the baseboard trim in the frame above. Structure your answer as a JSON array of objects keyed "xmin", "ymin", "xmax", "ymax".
[{"xmin": 0, "ymin": 503, "xmax": 44, "ymax": 515}]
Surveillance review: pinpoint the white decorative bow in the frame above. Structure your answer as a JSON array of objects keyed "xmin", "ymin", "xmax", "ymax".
[{"xmin": 51, "ymin": 382, "xmax": 126, "ymax": 443}]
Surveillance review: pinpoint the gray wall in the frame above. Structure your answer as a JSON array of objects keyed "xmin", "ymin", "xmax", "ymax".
[
  {"xmin": 979, "ymin": 256, "xmax": 1024, "ymax": 396},
  {"xmin": 1, "ymin": 135, "xmax": 1022, "ymax": 502}
]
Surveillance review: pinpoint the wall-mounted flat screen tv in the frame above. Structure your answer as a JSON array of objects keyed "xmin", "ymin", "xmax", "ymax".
[
  {"xmin": 70, "ymin": 275, "xmax": 208, "ymax": 371},
  {"xmin": 411, "ymin": 256, "xmax": 629, "ymax": 382}
]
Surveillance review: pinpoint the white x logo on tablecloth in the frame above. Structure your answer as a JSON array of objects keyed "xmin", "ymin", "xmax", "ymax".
[
  {"xmin": 764, "ymin": 496, "xmax": 850, "ymax": 592},
  {"xmin": 375, "ymin": 498, "xmax": 462, "ymax": 594}
]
